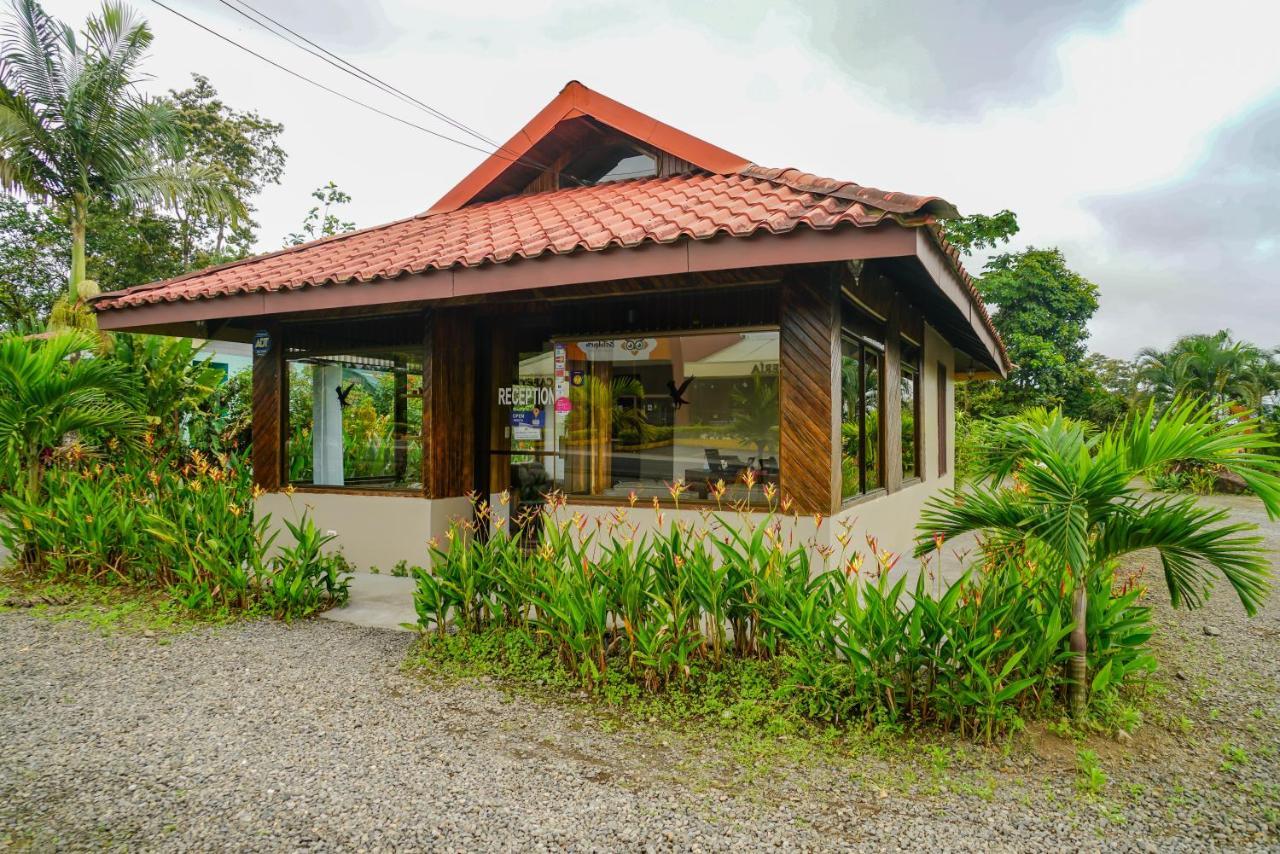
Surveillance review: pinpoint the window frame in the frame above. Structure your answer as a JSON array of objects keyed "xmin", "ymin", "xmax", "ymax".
[
  {"xmin": 281, "ymin": 317, "xmax": 428, "ymax": 497},
  {"xmin": 900, "ymin": 343, "xmax": 923, "ymax": 484},
  {"xmin": 839, "ymin": 328, "xmax": 887, "ymax": 505}
]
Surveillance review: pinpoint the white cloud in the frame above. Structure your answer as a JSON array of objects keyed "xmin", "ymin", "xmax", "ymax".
[{"xmin": 34, "ymin": 0, "xmax": 1280, "ymax": 356}]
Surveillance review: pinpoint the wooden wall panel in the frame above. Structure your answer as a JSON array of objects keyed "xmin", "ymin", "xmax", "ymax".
[
  {"xmin": 424, "ymin": 309, "xmax": 476, "ymax": 498},
  {"xmin": 779, "ymin": 268, "xmax": 840, "ymax": 514},
  {"xmin": 251, "ymin": 321, "xmax": 283, "ymax": 491}
]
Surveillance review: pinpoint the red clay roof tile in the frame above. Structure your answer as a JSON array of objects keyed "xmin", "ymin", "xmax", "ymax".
[{"xmin": 94, "ymin": 169, "xmax": 950, "ymax": 311}]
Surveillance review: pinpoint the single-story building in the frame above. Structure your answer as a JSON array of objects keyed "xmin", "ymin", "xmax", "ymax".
[{"xmin": 92, "ymin": 81, "xmax": 1008, "ymax": 570}]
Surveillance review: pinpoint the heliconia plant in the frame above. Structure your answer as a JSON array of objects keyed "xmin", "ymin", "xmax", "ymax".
[{"xmin": 413, "ymin": 485, "xmax": 1158, "ymax": 740}]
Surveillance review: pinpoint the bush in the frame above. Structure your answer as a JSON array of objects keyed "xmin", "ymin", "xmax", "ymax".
[
  {"xmin": 0, "ymin": 447, "xmax": 350, "ymax": 620},
  {"xmin": 412, "ymin": 496, "xmax": 1154, "ymax": 741},
  {"xmin": 0, "ymin": 332, "xmax": 349, "ymax": 622}
]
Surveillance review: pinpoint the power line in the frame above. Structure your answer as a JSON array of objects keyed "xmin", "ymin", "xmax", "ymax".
[
  {"xmin": 216, "ymin": 0, "xmax": 503, "ymax": 152},
  {"xmin": 148, "ymin": 0, "xmax": 564, "ymax": 178}
]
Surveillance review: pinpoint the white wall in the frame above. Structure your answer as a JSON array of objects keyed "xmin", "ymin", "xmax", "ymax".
[{"xmin": 255, "ymin": 492, "xmax": 471, "ymax": 572}]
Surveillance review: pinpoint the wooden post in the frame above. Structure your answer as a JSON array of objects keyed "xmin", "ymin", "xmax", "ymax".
[
  {"xmin": 883, "ymin": 295, "xmax": 903, "ymax": 494},
  {"xmin": 424, "ymin": 309, "xmax": 476, "ymax": 498},
  {"xmin": 779, "ymin": 266, "xmax": 840, "ymax": 514},
  {"xmin": 251, "ymin": 321, "xmax": 284, "ymax": 492}
]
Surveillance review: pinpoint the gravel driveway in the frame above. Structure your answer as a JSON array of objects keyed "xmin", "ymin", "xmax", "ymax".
[{"xmin": 1, "ymin": 494, "xmax": 1277, "ymax": 852}]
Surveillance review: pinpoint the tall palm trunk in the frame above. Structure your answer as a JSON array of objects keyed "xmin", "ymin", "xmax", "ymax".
[
  {"xmin": 69, "ymin": 193, "xmax": 88, "ymax": 300},
  {"xmin": 1068, "ymin": 576, "xmax": 1088, "ymax": 717}
]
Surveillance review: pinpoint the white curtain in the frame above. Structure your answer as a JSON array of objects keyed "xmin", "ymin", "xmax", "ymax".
[{"xmin": 312, "ymin": 364, "xmax": 344, "ymax": 486}]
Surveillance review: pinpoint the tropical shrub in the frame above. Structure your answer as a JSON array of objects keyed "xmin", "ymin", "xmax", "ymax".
[
  {"xmin": 413, "ymin": 493, "xmax": 1156, "ymax": 740},
  {"xmin": 0, "ymin": 332, "xmax": 349, "ymax": 620},
  {"xmin": 917, "ymin": 401, "xmax": 1279, "ymax": 715},
  {"xmin": 262, "ymin": 511, "xmax": 351, "ymax": 620}
]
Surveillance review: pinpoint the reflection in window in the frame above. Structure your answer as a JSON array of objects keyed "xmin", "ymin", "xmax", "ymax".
[
  {"xmin": 841, "ymin": 337, "xmax": 883, "ymax": 499},
  {"xmin": 562, "ymin": 142, "xmax": 657, "ymax": 186},
  {"xmin": 901, "ymin": 349, "xmax": 921, "ymax": 480},
  {"xmin": 286, "ymin": 321, "xmax": 423, "ymax": 490},
  {"xmin": 553, "ymin": 331, "xmax": 780, "ymax": 503}
]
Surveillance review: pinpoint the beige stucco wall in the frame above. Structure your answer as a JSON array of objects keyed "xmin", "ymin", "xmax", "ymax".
[{"xmin": 254, "ymin": 491, "xmax": 471, "ymax": 571}]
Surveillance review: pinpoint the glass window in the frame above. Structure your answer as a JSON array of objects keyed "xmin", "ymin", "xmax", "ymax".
[
  {"xmin": 549, "ymin": 331, "xmax": 779, "ymax": 503},
  {"xmin": 285, "ymin": 319, "xmax": 423, "ymax": 491},
  {"xmin": 840, "ymin": 336, "xmax": 883, "ymax": 500},
  {"xmin": 901, "ymin": 347, "xmax": 921, "ymax": 480},
  {"xmin": 562, "ymin": 143, "xmax": 657, "ymax": 186}
]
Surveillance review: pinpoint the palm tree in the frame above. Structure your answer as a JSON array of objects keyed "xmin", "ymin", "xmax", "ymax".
[
  {"xmin": 0, "ymin": 329, "xmax": 143, "ymax": 504},
  {"xmin": 1136, "ymin": 330, "xmax": 1276, "ymax": 411},
  {"xmin": 0, "ymin": 0, "xmax": 243, "ymax": 326},
  {"xmin": 915, "ymin": 402, "xmax": 1280, "ymax": 716},
  {"xmin": 730, "ymin": 370, "xmax": 780, "ymax": 462}
]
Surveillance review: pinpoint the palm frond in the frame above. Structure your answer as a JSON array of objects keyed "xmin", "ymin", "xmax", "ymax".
[{"xmin": 1095, "ymin": 494, "xmax": 1271, "ymax": 615}]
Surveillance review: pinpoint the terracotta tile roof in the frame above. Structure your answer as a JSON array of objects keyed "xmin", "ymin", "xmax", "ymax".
[{"xmin": 92, "ymin": 167, "xmax": 958, "ymax": 311}]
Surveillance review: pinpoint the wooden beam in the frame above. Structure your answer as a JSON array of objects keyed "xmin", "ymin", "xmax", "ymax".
[{"xmin": 913, "ymin": 229, "xmax": 1005, "ymax": 375}]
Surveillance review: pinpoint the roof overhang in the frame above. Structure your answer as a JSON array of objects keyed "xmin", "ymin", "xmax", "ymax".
[{"xmin": 94, "ymin": 222, "xmax": 1006, "ymax": 375}]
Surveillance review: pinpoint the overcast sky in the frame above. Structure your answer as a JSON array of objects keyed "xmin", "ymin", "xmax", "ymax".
[{"xmin": 39, "ymin": 0, "xmax": 1280, "ymax": 357}]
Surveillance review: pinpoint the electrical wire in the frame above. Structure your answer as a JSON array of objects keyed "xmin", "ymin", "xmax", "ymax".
[
  {"xmin": 216, "ymin": 0, "xmax": 503, "ymax": 151},
  {"xmin": 148, "ymin": 0, "xmax": 566, "ymax": 177}
]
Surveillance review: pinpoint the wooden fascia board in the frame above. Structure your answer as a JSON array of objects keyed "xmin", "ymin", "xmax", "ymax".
[
  {"xmin": 97, "ymin": 224, "xmax": 918, "ymax": 331},
  {"xmin": 913, "ymin": 229, "xmax": 1006, "ymax": 377}
]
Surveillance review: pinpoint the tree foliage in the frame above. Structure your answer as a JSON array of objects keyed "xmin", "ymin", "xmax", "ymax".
[
  {"xmin": 0, "ymin": 194, "xmax": 62, "ymax": 329},
  {"xmin": 0, "ymin": 0, "xmax": 244, "ymax": 328},
  {"xmin": 966, "ymin": 247, "xmax": 1099, "ymax": 417},
  {"xmin": 286, "ymin": 181, "xmax": 355, "ymax": 246},
  {"xmin": 939, "ymin": 209, "xmax": 1019, "ymax": 255},
  {"xmin": 168, "ymin": 73, "xmax": 285, "ymax": 266},
  {"xmin": 1136, "ymin": 330, "xmax": 1279, "ymax": 414}
]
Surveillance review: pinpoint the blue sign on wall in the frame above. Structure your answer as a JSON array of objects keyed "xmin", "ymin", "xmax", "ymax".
[{"xmin": 252, "ymin": 329, "xmax": 272, "ymax": 357}]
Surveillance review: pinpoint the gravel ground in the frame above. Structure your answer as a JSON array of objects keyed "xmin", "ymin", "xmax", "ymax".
[{"xmin": 1, "ymin": 493, "xmax": 1277, "ymax": 852}]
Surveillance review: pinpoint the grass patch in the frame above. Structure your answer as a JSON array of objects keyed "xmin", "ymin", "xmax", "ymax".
[{"xmin": 0, "ymin": 571, "xmax": 237, "ymax": 635}]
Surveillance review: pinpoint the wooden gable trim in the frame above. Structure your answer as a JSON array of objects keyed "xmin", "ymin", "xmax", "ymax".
[{"xmin": 427, "ymin": 80, "xmax": 750, "ymax": 215}]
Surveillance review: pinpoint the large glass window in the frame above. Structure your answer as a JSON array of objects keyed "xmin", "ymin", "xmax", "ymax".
[
  {"xmin": 841, "ymin": 336, "xmax": 884, "ymax": 500},
  {"xmin": 285, "ymin": 319, "xmax": 423, "ymax": 491},
  {"xmin": 901, "ymin": 349, "xmax": 920, "ymax": 480},
  {"xmin": 547, "ymin": 331, "xmax": 780, "ymax": 503}
]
